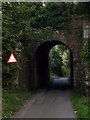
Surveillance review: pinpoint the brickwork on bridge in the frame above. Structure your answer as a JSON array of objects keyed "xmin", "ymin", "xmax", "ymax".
[{"xmin": 19, "ymin": 16, "xmax": 90, "ymax": 93}]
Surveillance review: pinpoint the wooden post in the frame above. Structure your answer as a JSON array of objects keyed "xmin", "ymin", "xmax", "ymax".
[{"xmin": 12, "ymin": 73, "xmax": 14, "ymax": 90}]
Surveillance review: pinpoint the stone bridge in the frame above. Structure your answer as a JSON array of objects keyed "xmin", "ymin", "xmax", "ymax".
[{"xmin": 18, "ymin": 16, "xmax": 90, "ymax": 93}]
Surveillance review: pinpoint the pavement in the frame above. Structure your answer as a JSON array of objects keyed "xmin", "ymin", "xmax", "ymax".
[{"xmin": 14, "ymin": 77, "xmax": 77, "ymax": 118}]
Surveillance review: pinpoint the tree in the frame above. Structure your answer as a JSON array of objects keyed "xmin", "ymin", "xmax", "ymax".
[{"xmin": 49, "ymin": 45, "xmax": 70, "ymax": 77}]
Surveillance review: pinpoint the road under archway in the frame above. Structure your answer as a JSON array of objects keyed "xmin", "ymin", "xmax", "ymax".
[{"xmin": 35, "ymin": 40, "xmax": 73, "ymax": 89}]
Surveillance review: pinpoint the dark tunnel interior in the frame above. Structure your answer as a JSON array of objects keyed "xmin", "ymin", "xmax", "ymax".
[{"xmin": 36, "ymin": 41, "xmax": 73, "ymax": 89}]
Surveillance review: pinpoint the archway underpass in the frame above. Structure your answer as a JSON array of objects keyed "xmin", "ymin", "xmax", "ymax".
[
  {"xmin": 18, "ymin": 16, "xmax": 88, "ymax": 92},
  {"xmin": 35, "ymin": 41, "xmax": 73, "ymax": 90}
]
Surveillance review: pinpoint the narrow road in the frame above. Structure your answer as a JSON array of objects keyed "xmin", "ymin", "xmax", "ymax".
[{"xmin": 14, "ymin": 77, "xmax": 77, "ymax": 118}]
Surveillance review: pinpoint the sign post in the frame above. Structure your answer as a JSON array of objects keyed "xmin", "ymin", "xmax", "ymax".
[
  {"xmin": 7, "ymin": 52, "xmax": 17, "ymax": 64},
  {"xmin": 7, "ymin": 52, "xmax": 17, "ymax": 89}
]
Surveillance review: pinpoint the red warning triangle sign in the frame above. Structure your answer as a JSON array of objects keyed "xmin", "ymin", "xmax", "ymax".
[{"xmin": 7, "ymin": 52, "xmax": 17, "ymax": 64}]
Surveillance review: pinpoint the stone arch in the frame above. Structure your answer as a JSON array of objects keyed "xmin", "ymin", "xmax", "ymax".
[
  {"xmin": 18, "ymin": 16, "xmax": 89, "ymax": 93},
  {"xmin": 35, "ymin": 40, "xmax": 74, "ymax": 89}
]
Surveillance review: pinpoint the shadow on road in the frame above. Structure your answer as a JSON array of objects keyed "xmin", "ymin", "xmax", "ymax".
[
  {"xmin": 14, "ymin": 76, "xmax": 77, "ymax": 118},
  {"xmin": 48, "ymin": 76, "xmax": 71, "ymax": 90}
]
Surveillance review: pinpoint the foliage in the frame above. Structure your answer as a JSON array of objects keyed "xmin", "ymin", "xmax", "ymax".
[
  {"xmin": 49, "ymin": 45, "xmax": 62, "ymax": 76},
  {"xmin": 2, "ymin": 2, "xmax": 70, "ymax": 88},
  {"xmin": 2, "ymin": 87, "xmax": 32, "ymax": 118},
  {"xmin": 49, "ymin": 72, "xmax": 54, "ymax": 84},
  {"xmin": 2, "ymin": 2, "xmax": 25, "ymax": 87},
  {"xmin": 49, "ymin": 45, "xmax": 70, "ymax": 77},
  {"xmin": 81, "ymin": 39, "xmax": 88, "ymax": 68},
  {"xmin": 65, "ymin": 2, "xmax": 90, "ymax": 15},
  {"xmin": 81, "ymin": 38, "xmax": 89, "ymax": 83},
  {"xmin": 73, "ymin": 2, "xmax": 90, "ymax": 15},
  {"xmin": 29, "ymin": 2, "xmax": 69, "ymax": 29},
  {"xmin": 71, "ymin": 92, "xmax": 88, "ymax": 118}
]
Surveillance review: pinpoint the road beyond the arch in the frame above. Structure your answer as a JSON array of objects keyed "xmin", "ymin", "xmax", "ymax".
[{"xmin": 14, "ymin": 76, "xmax": 77, "ymax": 118}]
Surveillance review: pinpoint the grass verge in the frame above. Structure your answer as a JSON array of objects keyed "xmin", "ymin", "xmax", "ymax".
[
  {"xmin": 49, "ymin": 72, "xmax": 54, "ymax": 84},
  {"xmin": 71, "ymin": 92, "xmax": 88, "ymax": 119},
  {"xmin": 2, "ymin": 87, "xmax": 32, "ymax": 119}
]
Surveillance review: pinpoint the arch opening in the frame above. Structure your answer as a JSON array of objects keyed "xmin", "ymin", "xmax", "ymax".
[{"xmin": 35, "ymin": 40, "xmax": 73, "ymax": 89}]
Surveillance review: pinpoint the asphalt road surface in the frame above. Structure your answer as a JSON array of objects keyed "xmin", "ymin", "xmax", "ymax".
[{"xmin": 14, "ymin": 77, "xmax": 77, "ymax": 118}]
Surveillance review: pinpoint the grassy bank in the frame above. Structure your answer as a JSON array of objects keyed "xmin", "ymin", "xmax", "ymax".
[
  {"xmin": 2, "ymin": 87, "xmax": 32, "ymax": 118},
  {"xmin": 71, "ymin": 92, "xmax": 88, "ymax": 119}
]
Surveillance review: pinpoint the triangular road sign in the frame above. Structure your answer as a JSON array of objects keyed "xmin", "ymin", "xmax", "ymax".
[{"xmin": 7, "ymin": 52, "xmax": 17, "ymax": 64}]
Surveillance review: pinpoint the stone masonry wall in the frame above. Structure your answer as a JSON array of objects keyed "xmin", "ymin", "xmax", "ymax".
[{"xmin": 19, "ymin": 16, "xmax": 90, "ymax": 93}]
